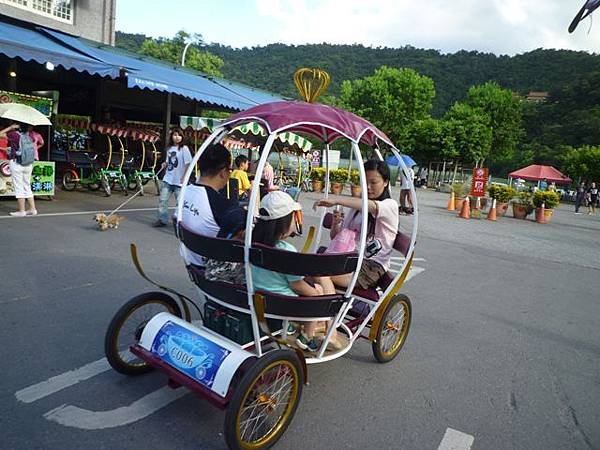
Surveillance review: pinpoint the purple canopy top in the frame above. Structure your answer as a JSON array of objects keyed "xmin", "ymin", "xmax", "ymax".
[{"xmin": 221, "ymin": 101, "xmax": 392, "ymax": 147}]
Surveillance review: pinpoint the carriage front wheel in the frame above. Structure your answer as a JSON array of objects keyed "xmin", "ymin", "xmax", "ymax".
[
  {"xmin": 104, "ymin": 291, "xmax": 182, "ymax": 375},
  {"xmin": 224, "ymin": 350, "xmax": 303, "ymax": 450},
  {"xmin": 372, "ymin": 294, "xmax": 412, "ymax": 363}
]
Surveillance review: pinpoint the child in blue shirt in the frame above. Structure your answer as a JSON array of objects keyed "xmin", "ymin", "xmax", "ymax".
[{"xmin": 251, "ymin": 191, "xmax": 344, "ymax": 352}]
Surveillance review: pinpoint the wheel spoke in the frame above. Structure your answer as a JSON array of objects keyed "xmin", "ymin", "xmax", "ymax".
[
  {"xmin": 116, "ymin": 302, "xmax": 170, "ymax": 366},
  {"xmin": 381, "ymin": 303, "xmax": 406, "ymax": 353},
  {"xmin": 238, "ymin": 363, "xmax": 295, "ymax": 443}
]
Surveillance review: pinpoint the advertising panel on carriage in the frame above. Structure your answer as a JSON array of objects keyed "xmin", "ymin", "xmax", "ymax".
[{"xmin": 471, "ymin": 167, "xmax": 489, "ymax": 197}]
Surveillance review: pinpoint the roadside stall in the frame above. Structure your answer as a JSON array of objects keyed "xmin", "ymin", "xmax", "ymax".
[{"xmin": 0, "ymin": 91, "xmax": 55, "ymax": 197}]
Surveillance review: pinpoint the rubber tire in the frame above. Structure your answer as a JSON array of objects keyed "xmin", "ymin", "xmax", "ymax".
[
  {"xmin": 120, "ymin": 176, "xmax": 129, "ymax": 196},
  {"xmin": 372, "ymin": 294, "xmax": 412, "ymax": 363},
  {"xmin": 104, "ymin": 291, "xmax": 182, "ymax": 375},
  {"xmin": 101, "ymin": 176, "xmax": 111, "ymax": 197},
  {"xmin": 224, "ymin": 350, "xmax": 303, "ymax": 450},
  {"xmin": 62, "ymin": 172, "xmax": 77, "ymax": 191}
]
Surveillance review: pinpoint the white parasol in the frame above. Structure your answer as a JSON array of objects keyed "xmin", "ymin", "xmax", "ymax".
[{"xmin": 0, "ymin": 103, "xmax": 52, "ymax": 126}]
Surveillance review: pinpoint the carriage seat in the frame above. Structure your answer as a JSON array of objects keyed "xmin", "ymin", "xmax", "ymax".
[
  {"xmin": 178, "ymin": 224, "xmax": 358, "ymax": 318},
  {"xmin": 187, "ymin": 265, "xmax": 346, "ymax": 318}
]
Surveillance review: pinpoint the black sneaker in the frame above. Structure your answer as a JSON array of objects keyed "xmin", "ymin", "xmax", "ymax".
[
  {"xmin": 296, "ymin": 333, "xmax": 321, "ymax": 353},
  {"xmin": 295, "ymin": 333, "xmax": 310, "ymax": 350},
  {"xmin": 286, "ymin": 323, "xmax": 298, "ymax": 335},
  {"xmin": 152, "ymin": 220, "xmax": 167, "ymax": 227}
]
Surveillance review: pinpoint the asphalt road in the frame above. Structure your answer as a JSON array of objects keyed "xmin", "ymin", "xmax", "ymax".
[{"xmin": 1, "ymin": 185, "xmax": 599, "ymax": 449}]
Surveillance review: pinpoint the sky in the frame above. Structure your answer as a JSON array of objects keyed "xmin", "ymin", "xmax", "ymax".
[{"xmin": 116, "ymin": 0, "xmax": 600, "ymax": 55}]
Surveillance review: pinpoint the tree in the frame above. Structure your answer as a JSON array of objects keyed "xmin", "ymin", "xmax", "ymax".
[
  {"xmin": 443, "ymin": 102, "xmax": 492, "ymax": 166},
  {"xmin": 139, "ymin": 30, "xmax": 224, "ymax": 77},
  {"xmin": 410, "ymin": 117, "xmax": 448, "ymax": 163},
  {"xmin": 563, "ymin": 145, "xmax": 600, "ymax": 182},
  {"xmin": 338, "ymin": 66, "xmax": 435, "ymax": 149},
  {"xmin": 466, "ymin": 81, "xmax": 523, "ymax": 166}
]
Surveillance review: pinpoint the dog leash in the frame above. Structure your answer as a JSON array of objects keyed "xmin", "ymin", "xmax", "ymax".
[{"xmin": 106, "ymin": 166, "xmax": 165, "ymax": 218}]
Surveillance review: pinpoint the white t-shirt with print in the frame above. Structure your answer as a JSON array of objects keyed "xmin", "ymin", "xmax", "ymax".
[
  {"xmin": 162, "ymin": 145, "xmax": 192, "ymax": 187},
  {"xmin": 342, "ymin": 198, "xmax": 399, "ymax": 271},
  {"xmin": 179, "ymin": 184, "xmax": 236, "ymax": 266}
]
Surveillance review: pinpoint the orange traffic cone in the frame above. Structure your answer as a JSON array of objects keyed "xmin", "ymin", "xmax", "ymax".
[
  {"xmin": 487, "ymin": 198, "xmax": 497, "ymax": 221},
  {"xmin": 447, "ymin": 191, "xmax": 456, "ymax": 211},
  {"xmin": 458, "ymin": 196, "xmax": 471, "ymax": 219}
]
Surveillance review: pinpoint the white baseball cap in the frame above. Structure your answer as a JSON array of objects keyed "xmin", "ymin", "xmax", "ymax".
[{"xmin": 258, "ymin": 191, "xmax": 301, "ymax": 221}]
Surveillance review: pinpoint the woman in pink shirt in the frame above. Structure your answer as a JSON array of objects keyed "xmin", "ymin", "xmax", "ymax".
[{"xmin": 314, "ymin": 159, "xmax": 399, "ymax": 290}]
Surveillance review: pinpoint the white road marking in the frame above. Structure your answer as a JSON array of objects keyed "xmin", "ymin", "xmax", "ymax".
[
  {"xmin": 437, "ymin": 428, "xmax": 475, "ymax": 450},
  {"xmin": 15, "ymin": 265, "xmax": 427, "ymax": 430},
  {"xmin": 0, "ymin": 207, "xmax": 167, "ymax": 220},
  {"xmin": 15, "ymin": 358, "xmax": 111, "ymax": 403},
  {"xmin": 405, "ymin": 266, "xmax": 425, "ymax": 281},
  {"xmin": 44, "ymin": 386, "xmax": 188, "ymax": 430},
  {"xmin": 390, "ymin": 256, "xmax": 426, "ymax": 262}
]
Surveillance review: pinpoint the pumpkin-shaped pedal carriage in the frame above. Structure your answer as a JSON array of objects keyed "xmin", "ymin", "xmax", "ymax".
[{"xmin": 104, "ymin": 92, "xmax": 418, "ymax": 450}]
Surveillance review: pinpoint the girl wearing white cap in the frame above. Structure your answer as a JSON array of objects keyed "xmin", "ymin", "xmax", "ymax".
[{"xmin": 252, "ymin": 191, "xmax": 344, "ymax": 352}]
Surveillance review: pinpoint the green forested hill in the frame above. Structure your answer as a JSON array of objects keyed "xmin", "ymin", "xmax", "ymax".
[
  {"xmin": 206, "ymin": 44, "xmax": 600, "ymax": 116},
  {"xmin": 115, "ymin": 30, "xmax": 600, "ymax": 116}
]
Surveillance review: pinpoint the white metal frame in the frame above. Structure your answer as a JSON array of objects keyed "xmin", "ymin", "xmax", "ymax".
[{"xmin": 176, "ymin": 117, "xmax": 418, "ymax": 365}]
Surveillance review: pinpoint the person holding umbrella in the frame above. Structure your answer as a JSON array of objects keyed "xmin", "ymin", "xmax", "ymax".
[
  {"xmin": 1, "ymin": 121, "xmax": 37, "ymax": 216},
  {"xmin": 0, "ymin": 103, "xmax": 51, "ymax": 217}
]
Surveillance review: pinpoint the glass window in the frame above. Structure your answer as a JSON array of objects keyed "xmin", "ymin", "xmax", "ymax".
[{"xmin": 1, "ymin": 0, "xmax": 72, "ymax": 23}]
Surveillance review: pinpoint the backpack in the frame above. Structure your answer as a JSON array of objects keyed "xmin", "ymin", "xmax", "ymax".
[{"xmin": 16, "ymin": 132, "xmax": 35, "ymax": 166}]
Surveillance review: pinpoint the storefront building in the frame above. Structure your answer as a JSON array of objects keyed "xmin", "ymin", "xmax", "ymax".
[{"xmin": 0, "ymin": 6, "xmax": 282, "ymax": 197}]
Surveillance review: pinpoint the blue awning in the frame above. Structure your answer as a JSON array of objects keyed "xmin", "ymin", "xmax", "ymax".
[
  {"xmin": 41, "ymin": 29, "xmax": 282, "ymax": 111},
  {"xmin": 0, "ymin": 19, "xmax": 119, "ymax": 78}
]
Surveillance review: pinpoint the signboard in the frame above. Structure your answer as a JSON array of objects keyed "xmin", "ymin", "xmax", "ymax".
[
  {"xmin": 0, "ymin": 161, "xmax": 55, "ymax": 196},
  {"xmin": 151, "ymin": 320, "xmax": 231, "ymax": 389},
  {"xmin": 471, "ymin": 167, "xmax": 489, "ymax": 197},
  {"xmin": 0, "ymin": 90, "xmax": 53, "ymax": 117}
]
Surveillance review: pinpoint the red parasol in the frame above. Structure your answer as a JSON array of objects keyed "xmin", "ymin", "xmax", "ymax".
[{"xmin": 508, "ymin": 164, "xmax": 572, "ymax": 184}]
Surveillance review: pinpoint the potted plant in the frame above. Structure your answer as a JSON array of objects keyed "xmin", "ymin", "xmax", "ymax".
[
  {"xmin": 349, "ymin": 169, "xmax": 361, "ymax": 197},
  {"xmin": 310, "ymin": 167, "xmax": 325, "ymax": 192},
  {"xmin": 329, "ymin": 169, "xmax": 346, "ymax": 195},
  {"xmin": 511, "ymin": 191, "xmax": 534, "ymax": 219},
  {"xmin": 533, "ymin": 190, "xmax": 560, "ymax": 223},
  {"xmin": 452, "ymin": 182, "xmax": 469, "ymax": 210},
  {"xmin": 488, "ymin": 185, "xmax": 516, "ymax": 216}
]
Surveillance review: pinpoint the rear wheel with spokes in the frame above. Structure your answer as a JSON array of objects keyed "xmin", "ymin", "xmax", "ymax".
[
  {"xmin": 224, "ymin": 350, "xmax": 303, "ymax": 450},
  {"xmin": 104, "ymin": 292, "xmax": 182, "ymax": 375},
  {"xmin": 372, "ymin": 294, "xmax": 412, "ymax": 363},
  {"xmin": 62, "ymin": 172, "xmax": 77, "ymax": 191},
  {"xmin": 100, "ymin": 174, "xmax": 111, "ymax": 196}
]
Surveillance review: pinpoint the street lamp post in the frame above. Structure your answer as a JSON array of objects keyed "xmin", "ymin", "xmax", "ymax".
[{"xmin": 181, "ymin": 41, "xmax": 193, "ymax": 67}]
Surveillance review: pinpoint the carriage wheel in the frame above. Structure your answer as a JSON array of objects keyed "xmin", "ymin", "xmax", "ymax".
[
  {"xmin": 104, "ymin": 292, "xmax": 182, "ymax": 375},
  {"xmin": 372, "ymin": 294, "xmax": 411, "ymax": 363},
  {"xmin": 101, "ymin": 175, "xmax": 111, "ymax": 197},
  {"xmin": 62, "ymin": 172, "xmax": 77, "ymax": 191},
  {"xmin": 224, "ymin": 350, "xmax": 303, "ymax": 450},
  {"xmin": 130, "ymin": 176, "xmax": 144, "ymax": 195}
]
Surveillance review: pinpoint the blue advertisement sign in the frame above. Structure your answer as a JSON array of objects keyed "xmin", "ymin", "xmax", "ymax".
[{"xmin": 151, "ymin": 321, "xmax": 231, "ymax": 389}]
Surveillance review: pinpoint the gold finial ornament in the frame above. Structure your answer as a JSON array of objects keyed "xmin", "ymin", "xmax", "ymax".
[{"xmin": 294, "ymin": 68, "xmax": 331, "ymax": 103}]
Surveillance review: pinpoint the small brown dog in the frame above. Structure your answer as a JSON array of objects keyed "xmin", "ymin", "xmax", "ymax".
[{"xmin": 94, "ymin": 213, "xmax": 123, "ymax": 231}]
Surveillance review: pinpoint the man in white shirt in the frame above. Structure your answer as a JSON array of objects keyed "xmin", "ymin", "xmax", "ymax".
[{"xmin": 399, "ymin": 166, "xmax": 415, "ymax": 214}]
